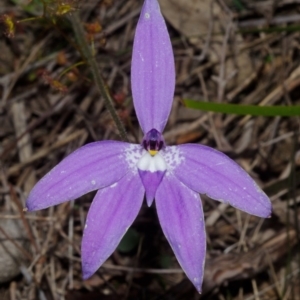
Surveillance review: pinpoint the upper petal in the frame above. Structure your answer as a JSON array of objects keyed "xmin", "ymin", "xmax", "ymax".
[
  {"xmin": 169, "ymin": 144, "xmax": 271, "ymax": 218},
  {"xmin": 81, "ymin": 174, "xmax": 144, "ymax": 279},
  {"xmin": 131, "ymin": 0, "xmax": 175, "ymax": 133},
  {"xmin": 156, "ymin": 174, "xmax": 206, "ymax": 292},
  {"xmin": 26, "ymin": 141, "xmax": 142, "ymax": 211}
]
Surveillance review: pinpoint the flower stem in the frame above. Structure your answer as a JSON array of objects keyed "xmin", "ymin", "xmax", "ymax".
[{"xmin": 69, "ymin": 12, "xmax": 128, "ymax": 142}]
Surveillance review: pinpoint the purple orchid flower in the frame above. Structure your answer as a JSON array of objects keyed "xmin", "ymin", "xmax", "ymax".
[{"xmin": 26, "ymin": 0, "xmax": 271, "ymax": 292}]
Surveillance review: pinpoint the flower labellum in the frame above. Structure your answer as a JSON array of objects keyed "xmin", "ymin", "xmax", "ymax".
[{"xmin": 26, "ymin": 0, "xmax": 272, "ymax": 292}]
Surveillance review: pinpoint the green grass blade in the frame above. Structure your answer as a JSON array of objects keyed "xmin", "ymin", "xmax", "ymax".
[{"xmin": 184, "ymin": 99, "xmax": 300, "ymax": 116}]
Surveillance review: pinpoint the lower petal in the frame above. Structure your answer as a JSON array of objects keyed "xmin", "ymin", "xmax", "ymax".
[
  {"xmin": 81, "ymin": 174, "xmax": 144, "ymax": 279},
  {"xmin": 155, "ymin": 175, "xmax": 206, "ymax": 292},
  {"xmin": 138, "ymin": 170, "xmax": 165, "ymax": 206}
]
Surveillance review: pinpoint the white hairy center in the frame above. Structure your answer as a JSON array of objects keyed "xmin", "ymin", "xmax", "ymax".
[{"xmin": 137, "ymin": 151, "xmax": 167, "ymax": 173}]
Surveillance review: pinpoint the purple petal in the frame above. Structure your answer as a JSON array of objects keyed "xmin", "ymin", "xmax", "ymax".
[
  {"xmin": 156, "ymin": 175, "xmax": 206, "ymax": 292},
  {"xmin": 138, "ymin": 170, "xmax": 165, "ymax": 206},
  {"xmin": 26, "ymin": 141, "xmax": 141, "ymax": 211},
  {"xmin": 81, "ymin": 174, "xmax": 144, "ymax": 279},
  {"xmin": 131, "ymin": 0, "xmax": 175, "ymax": 133},
  {"xmin": 170, "ymin": 144, "xmax": 272, "ymax": 218}
]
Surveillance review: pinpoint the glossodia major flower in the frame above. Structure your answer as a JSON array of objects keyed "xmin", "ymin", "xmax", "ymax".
[{"xmin": 26, "ymin": 0, "xmax": 272, "ymax": 292}]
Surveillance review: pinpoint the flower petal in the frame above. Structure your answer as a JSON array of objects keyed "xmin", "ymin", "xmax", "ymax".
[
  {"xmin": 26, "ymin": 142, "xmax": 142, "ymax": 211},
  {"xmin": 138, "ymin": 170, "xmax": 165, "ymax": 206},
  {"xmin": 156, "ymin": 175, "xmax": 206, "ymax": 292},
  {"xmin": 131, "ymin": 0, "xmax": 175, "ymax": 133},
  {"xmin": 137, "ymin": 150, "xmax": 167, "ymax": 206},
  {"xmin": 170, "ymin": 144, "xmax": 272, "ymax": 217},
  {"xmin": 81, "ymin": 174, "xmax": 144, "ymax": 279}
]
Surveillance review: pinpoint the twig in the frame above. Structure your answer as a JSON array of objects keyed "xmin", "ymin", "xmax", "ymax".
[
  {"xmin": 0, "ymin": 225, "xmax": 32, "ymax": 260},
  {"xmin": 68, "ymin": 12, "xmax": 128, "ymax": 141},
  {"xmin": 238, "ymin": 14, "xmax": 300, "ymax": 28},
  {"xmin": 102, "ymin": 263, "xmax": 184, "ymax": 274},
  {"xmin": 195, "ymin": 0, "xmax": 215, "ymax": 62}
]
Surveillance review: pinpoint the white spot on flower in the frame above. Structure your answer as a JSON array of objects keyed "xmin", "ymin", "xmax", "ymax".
[
  {"xmin": 139, "ymin": 52, "xmax": 144, "ymax": 62},
  {"xmin": 91, "ymin": 180, "xmax": 96, "ymax": 185},
  {"xmin": 145, "ymin": 12, "xmax": 150, "ymax": 19},
  {"xmin": 124, "ymin": 145, "xmax": 185, "ymax": 176},
  {"xmin": 137, "ymin": 150, "xmax": 167, "ymax": 172},
  {"xmin": 110, "ymin": 182, "xmax": 118, "ymax": 188},
  {"xmin": 161, "ymin": 146, "xmax": 185, "ymax": 174},
  {"xmin": 124, "ymin": 144, "xmax": 143, "ymax": 174}
]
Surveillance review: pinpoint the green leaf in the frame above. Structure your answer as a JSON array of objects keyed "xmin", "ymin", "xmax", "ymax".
[
  {"xmin": 184, "ymin": 99, "xmax": 300, "ymax": 116},
  {"xmin": 117, "ymin": 228, "xmax": 140, "ymax": 253}
]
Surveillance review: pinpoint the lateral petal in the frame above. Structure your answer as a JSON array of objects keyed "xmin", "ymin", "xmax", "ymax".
[
  {"xmin": 81, "ymin": 174, "xmax": 144, "ymax": 279},
  {"xmin": 156, "ymin": 175, "xmax": 206, "ymax": 292},
  {"xmin": 26, "ymin": 142, "xmax": 142, "ymax": 211},
  {"xmin": 131, "ymin": 0, "xmax": 175, "ymax": 133},
  {"xmin": 171, "ymin": 144, "xmax": 272, "ymax": 218}
]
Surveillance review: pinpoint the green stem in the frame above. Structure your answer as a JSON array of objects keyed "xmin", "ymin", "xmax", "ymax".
[{"xmin": 69, "ymin": 12, "xmax": 128, "ymax": 141}]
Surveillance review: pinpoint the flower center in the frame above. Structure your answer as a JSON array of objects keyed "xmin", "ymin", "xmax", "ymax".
[
  {"xmin": 138, "ymin": 129, "xmax": 167, "ymax": 206},
  {"xmin": 142, "ymin": 129, "xmax": 165, "ymax": 156}
]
